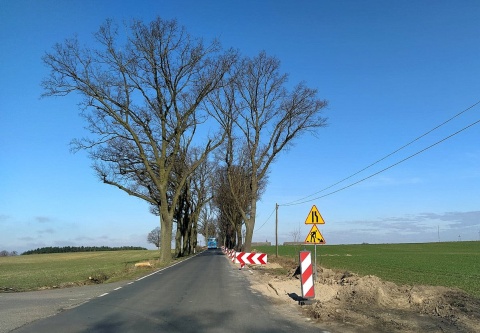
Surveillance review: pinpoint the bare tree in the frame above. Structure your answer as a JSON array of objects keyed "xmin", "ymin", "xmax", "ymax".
[
  {"xmin": 212, "ymin": 164, "xmax": 265, "ymax": 250},
  {"xmin": 42, "ymin": 17, "xmax": 237, "ymax": 263},
  {"xmin": 212, "ymin": 166, "xmax": 241, "ymax": 248},
  {"xmin": 167, "ymin": 148, "xmax": 214, "ymax": 256},
  {"xmin": 198, "ymin": 201, "xmax": 218, "ymax": 245},
  {"xmin": 211, "ymin": 51, "xmax": 328, "ymax": 252},
  {"xmin": 290, "ymin": 226, "xmax": 301, "ymax": 243},
  {"xmin": 147, "ymin": 227, "xmax": 161, "ymax": 249},
  {"xmin": 290, "ymin": 226, "xmax": 302, "ymax": 262},
  {"xmin": 186, "ymin": 154, "xmax": 214, "ymax": 254}
]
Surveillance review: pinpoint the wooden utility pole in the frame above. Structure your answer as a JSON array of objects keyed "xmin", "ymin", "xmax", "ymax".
[{"xmin": 275, "ymin": 203, "xmax": 279, "ymax": 257}]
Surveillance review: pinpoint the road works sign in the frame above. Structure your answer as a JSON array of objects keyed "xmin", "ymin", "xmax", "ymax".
[
  {"xmin": 304, "ymin": 205, "xmax": 325, "ymax": 224},
  {"xmin": 304, "ymin": 224, "xmax": 326, "ymax": 244}
]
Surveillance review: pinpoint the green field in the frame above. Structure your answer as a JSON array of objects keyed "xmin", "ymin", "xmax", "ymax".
[
  {"xmin": 0, "ymin": 250, "xmax": 162, "ymax": 292},
  {"xmin": 2, "ymin": 243, "xmax": 480, "ymax": 298},
  {"xmin": 256, "ymin": 242, "xmax": 480, "ymax": 298}
]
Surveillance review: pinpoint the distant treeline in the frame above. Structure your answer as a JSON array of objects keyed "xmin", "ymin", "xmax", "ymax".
[{"xmin": 22, "ymin": 246, "xmax": 147, "ymax": 255}]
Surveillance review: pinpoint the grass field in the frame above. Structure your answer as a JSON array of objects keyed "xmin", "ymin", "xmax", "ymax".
[
  {"xmin": 2, "ymin": 243, "xmax": 479, "ymax": 298},
  {"xmin": 255, "ymin": 242, "xmax": 480, "ymax": 298},
  {"xmin": 0, "ymin": 250, "xmax": 162, "ymax": 292}
]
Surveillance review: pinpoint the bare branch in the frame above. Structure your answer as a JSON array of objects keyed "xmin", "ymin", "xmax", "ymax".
[{"xmin": 42, "ymin": 17, "xmax": 235, "ymax": 262}]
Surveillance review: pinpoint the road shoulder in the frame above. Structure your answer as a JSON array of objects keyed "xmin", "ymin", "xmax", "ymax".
[{"xmin": 0, "ymin": 281, "xmax": 126, "ymax": 333}]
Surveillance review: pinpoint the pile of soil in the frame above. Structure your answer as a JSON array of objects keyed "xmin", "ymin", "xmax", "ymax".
[{"xmin": 246, "ymin": 257, "xmax": 480, "ymax": 333}]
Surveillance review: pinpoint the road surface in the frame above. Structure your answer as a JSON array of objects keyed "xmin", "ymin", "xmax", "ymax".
[{"xmin": 9, "ymin": 249, "xmax": 330, "ymax": 332}]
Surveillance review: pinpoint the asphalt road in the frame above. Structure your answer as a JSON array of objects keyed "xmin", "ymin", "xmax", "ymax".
[{"xmin": 7, "ymin": 250, "xmax": 330, "ymax": 333}]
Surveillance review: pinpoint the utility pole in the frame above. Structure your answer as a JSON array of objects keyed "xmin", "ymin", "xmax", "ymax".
[{"xmin": 275, "ymin": 203, "xmax": 279, "ymax": 258}]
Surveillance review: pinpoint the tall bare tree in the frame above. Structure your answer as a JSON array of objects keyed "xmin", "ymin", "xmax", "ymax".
[
  {"xmin": 187, "ymin": 153, "xmax": 214, "ymax": 253},
  {"xmin": 172, "ymin": 150, "xmax": 212, "ymax": 256},
  {"xmin": 42, "ymin": 17, "xmax": 236, "ymax": 262},
  {"xmin": 212, "ymin": 167, "xmax": 242, "ymax": 249},
  {"xmin": 147, "ymin": 226, "xmax": 161, "ymax": 249},
  {"xmin": 212, "ymin": 164, "xmax": 264, "ymax": 250},
  {"xmin": 198, "ymin": 201, "xmax": 218, "ymax": 246},
  {"xmin": 211, "ymin": 51, "xmax": 328, "ymax": 252}
]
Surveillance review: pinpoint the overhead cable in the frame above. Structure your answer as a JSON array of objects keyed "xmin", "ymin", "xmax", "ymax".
[
  {"xmin": 254, "ymin": 206, "xmax": 276, "ymax": 231},
  {"xmin": 281, "ymin": 101, "xmax": 480, "ymax": 207}
]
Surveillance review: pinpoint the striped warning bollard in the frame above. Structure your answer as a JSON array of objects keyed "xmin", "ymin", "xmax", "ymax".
[{"xmin": 299, "ymin": 251, "xmax": 315, "ymax": 299}]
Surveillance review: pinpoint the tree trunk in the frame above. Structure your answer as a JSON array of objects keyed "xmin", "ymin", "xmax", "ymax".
[
  {"xmin": 175, "ymin": 223, "xmax": 182, "ymax": 258},
  {"xmin": 159, "ymin": 212, "xmax": 173, "ymax": 263},
  {"xmin": 190, "ymin": 218, "xmax": 197, "ymax": 254},
  {"xmin": 243, "ymin": 177, "xmax": 258, "ymax": 252},
  {"xmin": 235, "ymin": 223, "xmax": 243, "ymax": 251},
  {"xmin": 244, "ymin": 220, "xmax": 254, "ymax": 253},
  {"xmin": 183, "ymin": 216, "xmax": 192, "ymax": 255}
]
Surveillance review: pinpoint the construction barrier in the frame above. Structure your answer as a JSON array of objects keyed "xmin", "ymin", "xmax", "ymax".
[
  {"xmin": 299, "ymin": 251, "xmax": 315, "ymax": 298},
  {"xmin": 222, "ymin": 248, "xmax": 268, "ymax": 268},
  {"xmin": 234, "ymin": 252, "xmax": 267, "ymax": 268}
]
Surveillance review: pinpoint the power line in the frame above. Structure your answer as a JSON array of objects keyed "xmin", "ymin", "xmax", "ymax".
[
  {"xmin": 281, "ymin": 99, "xmax": 480, "ymax": 206},
  {"xmin": 281, "ymin": 117, "xmax": 480, "ymax": 206},
  {"xmin": 254, "ymin": 206, "xmax": 276, "ymax": 231}
]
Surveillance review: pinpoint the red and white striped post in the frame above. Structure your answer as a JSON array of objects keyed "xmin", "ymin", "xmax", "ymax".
[{"xmin": 299, "ymin": 251, "xmax": 315, "ymax": 298}]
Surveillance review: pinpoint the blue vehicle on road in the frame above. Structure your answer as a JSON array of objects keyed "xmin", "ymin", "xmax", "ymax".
[{"xmin": 207, "ymin": 237, "xmax": 217, "ymax": 249}]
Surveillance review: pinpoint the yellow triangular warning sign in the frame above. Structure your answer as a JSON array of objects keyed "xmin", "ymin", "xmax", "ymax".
[
  {"xmin": 304, "ymin": 224, "xmax": 326, "ymax": 244},
  {"xmin": 304, "ymin": 205, "xmax": 325, "ymax": 224}
]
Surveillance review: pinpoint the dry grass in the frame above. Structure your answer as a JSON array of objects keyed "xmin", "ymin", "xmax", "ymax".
[{"xmin": 0, "ymin": 250, "xmax": 164, "ymax": 291}]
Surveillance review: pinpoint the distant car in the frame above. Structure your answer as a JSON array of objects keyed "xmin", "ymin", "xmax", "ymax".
[{"xmin": 207, "ymin": 237, "xmax": 217, "ymax": 249}]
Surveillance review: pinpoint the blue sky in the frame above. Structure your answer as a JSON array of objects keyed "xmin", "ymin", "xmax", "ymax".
[{"xmin": 1, "ymin": 0, "xmax": 479, "ymax": 253}]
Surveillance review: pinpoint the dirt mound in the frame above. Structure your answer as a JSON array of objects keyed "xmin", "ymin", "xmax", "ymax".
[{"xmin": 247, "ymin": 259, "xmax": 480, "ymax": 333}]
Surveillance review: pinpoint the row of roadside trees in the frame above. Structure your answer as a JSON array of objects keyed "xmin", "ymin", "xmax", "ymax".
[
  {"xmin": 42, "ymin": 17, "xmax": 328, "ymax": 263},
  {"xmin": 0, "ymin": 250, "xmax": 18, "ymax": 257}
]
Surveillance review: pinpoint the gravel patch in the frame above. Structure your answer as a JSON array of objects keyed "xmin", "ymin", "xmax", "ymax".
[{"xmin": 0, "ymin": 281, "xmax": 127, "ymax": 332}]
